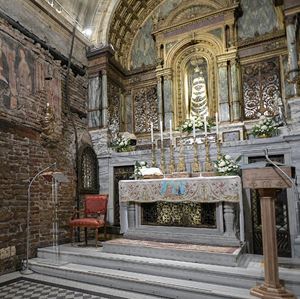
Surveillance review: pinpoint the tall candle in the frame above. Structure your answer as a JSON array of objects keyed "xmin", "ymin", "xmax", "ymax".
[
  {"xmin": 215, "ymin": 112, "xmax": 219, "ymax": 137},
  {"xmin": 160, "ymin": 119, "xmax": 163, "ymax": 147},
  {"xmin": 192, "ymin": 118, "xmax": 196, "ymax": 138},
  {"xmin": 150, "ymin": 122, "xmax": 154, "ymax": 143},
  {"xmin": 204, "ymin": 115, "xmax": 207, "ymax": 137},
  {"xmin": 169, "ymin": 119, "xmax": 173, "ymax": 145}
]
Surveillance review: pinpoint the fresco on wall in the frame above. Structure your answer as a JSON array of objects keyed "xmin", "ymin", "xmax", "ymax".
[
  {"xmin": 130, "ymin": 18, "xmax": 157, "ymax": 70},
  {"xmin": 156, "ymin": 0, "xmax": 181, "ymax": 20},
  {"xmin": 0, "ymin": 31, "xmax": 62, "ymax": 134},
  {"xmin": 0, "ymin": 34, "xmax": 34, "ymax": 109},
  {"xmin": 130, "ymin": 0, "xmax": 182, "ymax": 70},
  {"xmin": 238, "ymin": 0, "xmax": 279, "ymax": 40}
]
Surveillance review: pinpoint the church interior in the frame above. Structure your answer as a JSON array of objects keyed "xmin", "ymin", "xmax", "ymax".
[{"xmin": 1, "ymin": 0, "xmax": 300, "ymax": 298}]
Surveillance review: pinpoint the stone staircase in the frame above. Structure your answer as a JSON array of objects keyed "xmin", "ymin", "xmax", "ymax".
[{"xmin": 28, "ymin": 241, "xmax": 300, "ymax": 299}]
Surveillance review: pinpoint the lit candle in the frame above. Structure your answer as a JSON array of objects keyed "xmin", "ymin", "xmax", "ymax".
[
  {"xmin": 215, "ymin": 112, "xmax": 219, "ymax": 138},
  {"xmin": 192, "ymin": 118, "xmax": 196, "ymax": 138},
  {"xmin": 169, "ymin": 119, "xmax": 173, "ymax": 146},
  {"xmin": 160, "ymin": 119, "xmax": 163, "ymax": 148},
  {"xmin": 204, "ymin": 115, "xmax": 207, "ymax": 137},
  {"xmin": 150, "ymin": 122, "xmax": 154, "ymax": 143}
]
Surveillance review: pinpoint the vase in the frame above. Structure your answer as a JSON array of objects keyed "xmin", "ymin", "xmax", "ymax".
[{"xmin": 258, "ymin": 133, "xmax": 268, "ymax": 138}]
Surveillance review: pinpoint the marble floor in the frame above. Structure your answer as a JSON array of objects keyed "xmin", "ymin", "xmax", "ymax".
[{"xmin": 0, "ymin": 272, "xmax": 162, "ymax": 299}]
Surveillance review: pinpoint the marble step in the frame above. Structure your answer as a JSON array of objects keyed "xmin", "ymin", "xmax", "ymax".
[
  {"xmin": 102, "ymin": 238, "xmax": 244, "ymax": 267},
  {"xmin": 35, "ymin": 245, "xmax": 263, "ymax": 290},
  {"xmin": 36, "ymin": 244, "xmax": 300, "ymax": 297},
  {"xmin": 124, "ymin": 227, "xmax": 241, "ymax": 247},
  {"xmin": 29, "ymin": 258, "xmax": 256, "ymax": 299}
]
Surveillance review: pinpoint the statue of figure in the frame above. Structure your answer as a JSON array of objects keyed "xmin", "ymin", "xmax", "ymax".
[{"xmin": 186, "ymin": 58, "xmax": 209, "ymax": 119}]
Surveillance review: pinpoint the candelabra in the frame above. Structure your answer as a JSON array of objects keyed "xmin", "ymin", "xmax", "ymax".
[
  {"xmin": 169, "ymin": 143, "xmax": 176, "ymax": 174},
  {"xmin": 192, "ymin": 138, "xmax": 201, "ymax": 173},
  {"xmin": 215, "ymin": 135, "xmax": 222, "ymax": 159},
  {"xmin": 177, "ymin": 138, "xmax": 186, "ymax": 172},
  {"xmin": 204, "ymin": 137, "xmax": 213, "ymax": 172},
  {"xmin": 160, "ymin": 141, "xmax": 166, "ymax": 174},
  {"xmin": 151, "ymin": 142, "xmax": 157, "ymax": 167}
]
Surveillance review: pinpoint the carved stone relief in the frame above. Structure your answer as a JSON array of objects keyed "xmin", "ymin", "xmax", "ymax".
[
  {"xmin": 107, "ymin": 80, "xmax": 121, "ymax": 136},
  {"xmin": 133, "ymin": 86, "xmax": 158, "ymax": 134}
]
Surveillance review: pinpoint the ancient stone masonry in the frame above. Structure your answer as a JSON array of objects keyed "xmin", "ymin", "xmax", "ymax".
[{"xmin": 0, "ymin": 18, "xmax": 88, "ymax": 274}]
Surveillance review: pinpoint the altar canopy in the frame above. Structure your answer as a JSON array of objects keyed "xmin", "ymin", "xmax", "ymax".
[{"xmin": 119, "ymin": 176, "xmax": 242, "ymax": 203}]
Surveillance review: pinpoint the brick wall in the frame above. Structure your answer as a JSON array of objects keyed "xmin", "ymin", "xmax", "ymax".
[{"xmin": 0, "ymin": 18, "xmax": 88, "ymax": 274}]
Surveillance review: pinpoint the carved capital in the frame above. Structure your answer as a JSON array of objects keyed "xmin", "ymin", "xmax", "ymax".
[{"xmin": 285, "ymin": 14, "xmax": 297, "ymax": 25}]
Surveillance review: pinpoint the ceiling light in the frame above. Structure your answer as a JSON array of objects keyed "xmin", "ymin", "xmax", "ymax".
[{"xmin": 82, "ymin": 28, "xmax": 93, "ymax": 37}]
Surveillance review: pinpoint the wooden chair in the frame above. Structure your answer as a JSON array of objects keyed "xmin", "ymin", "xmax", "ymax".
[{"xmin": 69, "ymin": 194, "xmax": 108, "ymax": 247}]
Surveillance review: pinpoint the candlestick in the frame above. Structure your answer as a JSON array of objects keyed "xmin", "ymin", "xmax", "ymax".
[
  {"xmin": 151, "ymin": 142, "xmax": 157, "ymax": 167},
  {"xmin": 150, "ymin": 122, "xmax": 154, "ymax": 143},
  {"xmin": 160, "ymin": 147, "xmax": 166, "ymax": 174},
  {"xmin": 204, "ymin": 137, "xmax": 213, "ymax": 172},
  {"xmin": 177, "ymin": 135, "xmax": 186, "ymax": 172},
  {"xmin": 204, "ymin": 115, "xmax": 207, "ymax": 137},
  {"xmin": 193, "ymin": 118, "xmax": 196, "ymax": 138},
  {"xmin": 169, "ymin": 119, "xmax": 173, "ymax": 146},
  {"xmin": 215, "ymin": 112, "xmax": 219, "ymax": 138},
  {"xmin": 160, "ymin": 120, "xmax": 163, "ymax": 148},
  {"xmin": 192, "ymin": 138, "xmax": 200, "ymax": 173},
  {"xmin": 169, "ymin": 144, "xmax": 175, "ymax": 174}
]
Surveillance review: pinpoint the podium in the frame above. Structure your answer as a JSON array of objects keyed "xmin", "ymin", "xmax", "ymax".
[{"xmin": 242, "ymin": 166, "xmax": 296, "ymax": 299}]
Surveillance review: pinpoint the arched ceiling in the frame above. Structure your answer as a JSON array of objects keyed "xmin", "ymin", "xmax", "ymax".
[{"xmin": 43, "ymin": 0, "xmax": 238, "ymax": 67}]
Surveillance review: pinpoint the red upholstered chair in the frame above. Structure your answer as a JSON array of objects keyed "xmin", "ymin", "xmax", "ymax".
[{"xmin": 69, "ymin": 194, "xmax": 108, "ymax": 247}]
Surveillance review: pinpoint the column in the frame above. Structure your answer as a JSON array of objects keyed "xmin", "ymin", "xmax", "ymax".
[
  {"xmin": 163, "ymin": 72, "xmax": 173, "ymax": 129},
  {"xmin": 119, "ymin": 202, "xmax": 128, "ymax": 234},
  {"xmin": 157, "ymin": 76, "xmax": 163, "ymax": 123},
  {"xmin": 124, "ymin": 91, "xmax": 133, "ymax": 132},
  {"xmin": 218, "ymin": 61, "xmax": 230, "ymax": 122},
  {"xmin": 88, "ymin": 75, "xmax": 102, "ymax": 128},
  {"xmin": 230, "ymin": 58, "xmax": 241, "ymax": 121},
  {"xmin": 285, "ymin": 15, "xmax": 299, "ymax": 97},
  {"xmin": 101, "ymin": 70, "xmax": 108, "ymax": 127},
  {"xmin": 223, "ymin": 203, "xmax": 235, "ymax": 237},
  {"xmin": 128, "ymin": 204, "xmax": 136, "ymax": 229}
]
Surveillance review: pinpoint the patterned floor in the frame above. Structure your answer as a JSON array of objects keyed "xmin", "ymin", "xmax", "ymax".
[{"xmin": 0, "ymin": 278, "xmax": 122, "ymax": 299}]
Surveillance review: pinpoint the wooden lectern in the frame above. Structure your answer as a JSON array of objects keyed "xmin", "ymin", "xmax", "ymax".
[{"xmin": 242, "ymin": 166, "xmax": 296, "ymax": 299}]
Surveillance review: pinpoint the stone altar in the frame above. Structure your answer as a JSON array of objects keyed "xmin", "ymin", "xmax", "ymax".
[{"xmin": 119, "ymin": 176, "xmax": 244, "ymax": 246}]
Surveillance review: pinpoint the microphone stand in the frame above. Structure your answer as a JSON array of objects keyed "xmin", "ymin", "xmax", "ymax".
[{"xmin": 21, "ymin": 162, "xmax": 56, "ymax": 275}]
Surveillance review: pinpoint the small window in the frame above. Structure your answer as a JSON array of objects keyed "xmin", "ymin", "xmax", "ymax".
[{"xmin": 79, "ymin": 145, "xmax": 99, "ymax": 194}]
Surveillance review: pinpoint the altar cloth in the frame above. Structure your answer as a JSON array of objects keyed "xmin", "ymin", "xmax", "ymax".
[{"xmin": 119, "ymin": 176, "xmax": 242, "ymax": 203}]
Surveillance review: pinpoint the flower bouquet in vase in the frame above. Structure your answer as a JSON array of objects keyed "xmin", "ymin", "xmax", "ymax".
[
  {"xmin": 250, "ymin": 116, "xmax": 278, "ymax": 138},
  {"xmin": 214, "ymin": 154, "xmax": 241, "ymax": 176}
]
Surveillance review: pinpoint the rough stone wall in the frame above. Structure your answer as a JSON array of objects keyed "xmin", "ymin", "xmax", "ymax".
[{"xmin": 0, "ymin": 18, "xmax": 88, "ymax": 274}]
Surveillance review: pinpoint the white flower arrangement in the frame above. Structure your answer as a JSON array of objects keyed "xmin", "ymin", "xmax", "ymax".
[
  {"xmin": 111, "ymin": 135, "xmax": 134, "ymax": 152},
  {"xmin": 214, "ymin": 154, "xmax": 241, "ymax": 176},
  {"xmin": 132, "ymin": 161, "xmax": 148, "ymax": 179},
  {"xmin": 178, "ymin": 116, "xmax": 214, "ymax": 133},
  {"xmin": 250, "ymin": 116, "xmax": 278, "ymax": 138}
]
